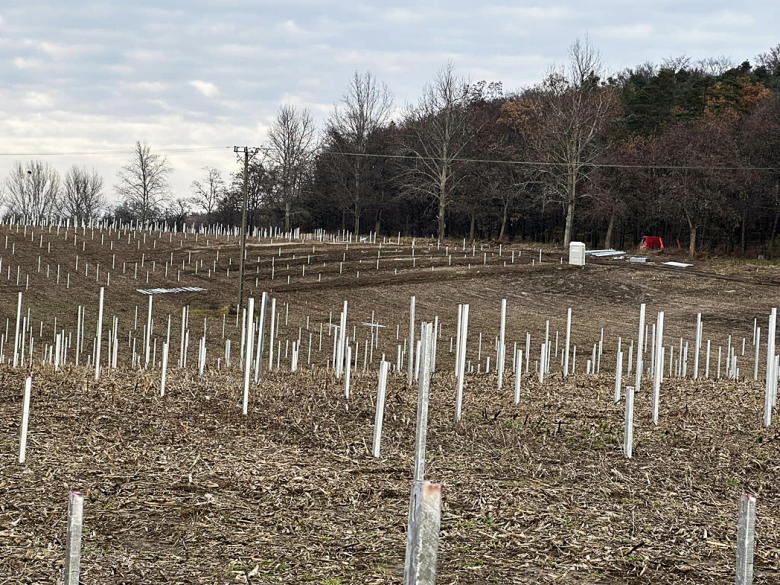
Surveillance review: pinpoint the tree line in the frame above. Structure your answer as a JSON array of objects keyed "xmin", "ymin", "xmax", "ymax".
[
  {"xmin": 307, "ymin": 39, "xmax": 780, "ymax": 257},
  {"xmin": 2, "ymin": 39, "xmax": 779, "ymax": 256}
]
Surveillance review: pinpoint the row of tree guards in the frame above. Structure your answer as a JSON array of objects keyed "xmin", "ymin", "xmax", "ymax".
[
  {"xmin": 11, "ymin": 320, "xmax": 764, "ymax": 585},
  {"xmin": 2, "ymin": 210, "xmax": 580, "ymax": 312},
  {"xmin": 3, "ymin": 212, "xmax": 778, "ymax": 407},
  {"xmin": 2, "ymin": 218, "xmax": 776, "ymax": 582},
  {"xmin": 9, "ymin": 282, "xmax": 778, "ymax": 430},
  {"xmin": 12, "ymin": 322, "xmax": 446, "ymax": 584},
  {"xmin": 0, "ymin": 216, "xmax": 584, "ymax": 380},
  {"xmin": 5, "ymin": 283, "xmax": 780, "ymax": 429}
]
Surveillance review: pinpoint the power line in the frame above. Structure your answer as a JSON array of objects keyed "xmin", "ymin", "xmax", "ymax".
[
  {"xmin": 0, "ymin": 144, "xmax": 776, "ymax": 173},
  {"xmin": 319, "ymin": 150, "xmax": 779, "ymax": 173}
]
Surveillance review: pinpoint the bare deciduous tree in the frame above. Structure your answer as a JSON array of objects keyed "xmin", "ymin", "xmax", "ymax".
[
  {"xmin": 654, "ymin": 112, "xmax": 741, "ymax": 257},
  {"xmin": 115, "ymin": 141, "xmax": 172, "ymax": 223},
  {"xmin": 696, "ymin": 55, "xmax": 735, "ymax": 76},
  {"xmin": 165, "ymin": 196, "xmax": 192, "ymax": 231},
  {"xmin": 62, "ymin": 165, "xmax": 105, "ymax": 224},
  {"xmin": 661, "ymin": 54, "xmax": 692, "ymax": 73},
  {"xmin": 528, "ymin": 37, "xmax": 621, "ymax": 246},
  {"xmin": 741, "ymin": 92, "xmax": 780, "ymax": 256},
  {"xmin": 403, "ymin": 62, "xmax": 474, "ymax": 239},
  {"xmin": 190, "ymin": 166, "xmax": 224, "ymax": 223},
  {"xmin": 267, "ymin": 104, "xmax": 317, "ymax": 232},
  {"xmin": 3, "ymin": 160, "xmax": 61, "ymax": 221},
  {"xmin": 325, "ymin": 71, "xmax": 394, "ymax": 235},
  {"xmin": 756, "ymin": 43, "xmax": 780, "ymax": 72}
]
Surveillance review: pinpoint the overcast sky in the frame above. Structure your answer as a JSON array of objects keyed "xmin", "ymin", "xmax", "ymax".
[{"xmin": 1, "ymin": 1, "xmax": 778, "ymax": 206}]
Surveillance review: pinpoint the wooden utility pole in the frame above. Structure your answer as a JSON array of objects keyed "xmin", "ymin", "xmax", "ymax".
[{"xmin": 234, "ymin": 146, "xmax": 260, "ymax": 318}]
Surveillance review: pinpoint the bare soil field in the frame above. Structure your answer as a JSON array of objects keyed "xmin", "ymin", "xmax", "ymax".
[{"xmin": 2, "ymin": 224, "xmax": 780, "ymax": 583}]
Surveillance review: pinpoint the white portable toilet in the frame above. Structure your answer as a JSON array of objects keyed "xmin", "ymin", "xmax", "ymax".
[{"xmin": 569, "ymin": 241, "xmax": 586, "ymax": 266}]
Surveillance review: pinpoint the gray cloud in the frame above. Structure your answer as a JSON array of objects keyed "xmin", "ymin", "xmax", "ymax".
[{"xmin": 0, "ymin": 0, "xmax": 777, "ymax": 205}]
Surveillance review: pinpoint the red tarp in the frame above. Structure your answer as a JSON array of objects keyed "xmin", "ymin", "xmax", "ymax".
[{"xmin": 639, "ymin": 236, "xmax": 664, "ymax": 250}]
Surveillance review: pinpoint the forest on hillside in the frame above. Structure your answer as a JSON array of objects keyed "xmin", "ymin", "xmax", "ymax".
[
  {"xmin": 3, "ymin": 40, "xmax": 780, "ymax": 256},
  {"xmin": 305, "ymin": 40, "xmax": 780, "ymax": 256}
]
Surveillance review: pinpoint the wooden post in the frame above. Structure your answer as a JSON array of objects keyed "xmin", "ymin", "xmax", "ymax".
[{"xmin": 236, "ymin": 147, "xmax": 250, "ymax": 316}]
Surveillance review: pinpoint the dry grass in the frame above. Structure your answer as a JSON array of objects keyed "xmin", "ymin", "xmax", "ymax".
[
  {"xmin": 1, "ymin": 364, "xmax": 779, "ymax": 583},
  {"xmin": 2, "ymin": 223, "xmax": 780, "ymax": 583}
]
